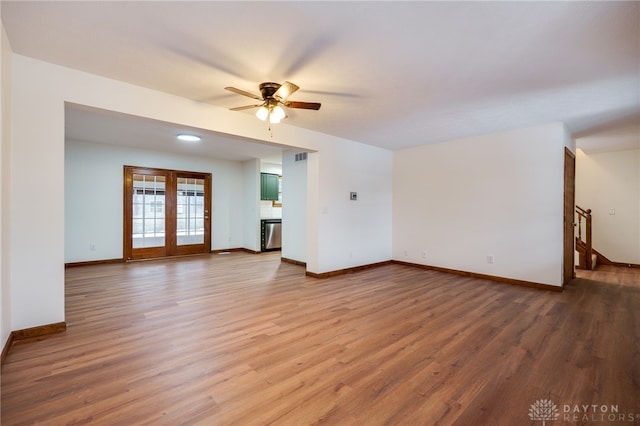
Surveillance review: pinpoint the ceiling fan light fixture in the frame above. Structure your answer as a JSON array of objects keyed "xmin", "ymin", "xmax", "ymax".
[
  {"xmin": 269, "ymin": 113, "xmax": 282, "ymax": 124},
  {"xmin": 256, "ymin": 106, "xmax": 269, "ymax": 121},
  {"xmin": 272, "ymin": 105, "xmax": 286, "ymax": 121}
]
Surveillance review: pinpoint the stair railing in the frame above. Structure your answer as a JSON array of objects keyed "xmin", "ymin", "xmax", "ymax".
[{"xmin": 576, "ymin": 205, "xmax": 592, "ymax": 270}]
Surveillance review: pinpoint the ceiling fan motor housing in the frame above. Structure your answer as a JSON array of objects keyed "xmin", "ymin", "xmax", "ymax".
[{"xmin": 259, "ymin": 82, "xmax": 281, "ymax": 100}]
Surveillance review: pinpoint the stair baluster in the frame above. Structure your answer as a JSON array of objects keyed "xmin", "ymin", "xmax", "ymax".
[{"xmin": 576, "ymin": 206, "xmax": 593, "ymax": 270}]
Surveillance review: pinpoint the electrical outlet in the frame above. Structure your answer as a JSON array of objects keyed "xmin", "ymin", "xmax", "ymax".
[
  {"xmin": 487, "ymin": 255, "xmax": 494, "ymax": 264},
  {"xmin": 90, "ymin": 244, "xmax": 96, "ymax": 252},
  {"xmin": 421, "ymin": 250, "xmax": 427, "ymax": 259}
]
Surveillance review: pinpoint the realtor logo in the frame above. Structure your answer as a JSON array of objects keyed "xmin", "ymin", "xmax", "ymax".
[{"xmin": 529, "ymin": 399, "xmax": 560, "ymax": 426}]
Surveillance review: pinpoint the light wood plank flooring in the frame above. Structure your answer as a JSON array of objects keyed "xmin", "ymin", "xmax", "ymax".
[{"xmin": 2, "ymin": 253, "xmax": 639, "ymax": 425}]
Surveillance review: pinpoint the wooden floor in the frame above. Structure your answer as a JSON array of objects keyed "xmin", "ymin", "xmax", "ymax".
[{"xmin": 2, "ymin": 253, "xmax": 639, "ymax": 425}]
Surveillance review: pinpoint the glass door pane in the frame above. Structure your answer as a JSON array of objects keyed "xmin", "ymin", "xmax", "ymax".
[
  {"xmin": 132, "ymin": 174, "xmax": 166, "ymax": 248},
  {"xmin": 176, "ymin": 177, "xmax": 205, "ymax": 246}
]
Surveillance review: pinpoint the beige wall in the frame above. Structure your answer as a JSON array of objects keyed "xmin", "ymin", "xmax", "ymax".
[{"xmin": 576, "ymin": 148, "xmax": 640, "ymax": 264}]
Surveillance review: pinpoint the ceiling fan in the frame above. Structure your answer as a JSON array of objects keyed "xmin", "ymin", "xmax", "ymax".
[{"xmin": 225, "ymin": 81, "xmax": 321, "ymax": 124}]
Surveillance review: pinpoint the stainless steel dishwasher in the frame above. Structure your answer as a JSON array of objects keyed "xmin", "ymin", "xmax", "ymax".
[{"xmin": 261, "ymin": 219, "xmax": 282, "ymax": 251}]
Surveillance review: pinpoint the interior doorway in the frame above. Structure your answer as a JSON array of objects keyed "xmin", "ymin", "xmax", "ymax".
[{"xmin": 124, "ymin": 166, "xmax": 211, "ymax": 261}]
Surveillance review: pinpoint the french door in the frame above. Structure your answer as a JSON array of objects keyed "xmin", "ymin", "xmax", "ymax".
[{"xmin": 124, "ymin": 166, "xmax": 211, "ymax": 261}]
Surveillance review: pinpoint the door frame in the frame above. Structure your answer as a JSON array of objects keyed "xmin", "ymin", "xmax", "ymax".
[{"xmin": 563, "ymin": 147, "xmax": 576, "ymax": 286}]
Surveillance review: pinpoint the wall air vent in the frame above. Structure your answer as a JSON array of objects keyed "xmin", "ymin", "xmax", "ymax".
[{"xmin": 295, "ymin": 152, "xmax": 308, "ymax": 162}]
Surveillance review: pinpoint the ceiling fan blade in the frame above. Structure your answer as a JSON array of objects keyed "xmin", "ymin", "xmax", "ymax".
[
  {"xmin": 273, "ymin": 81, "xmax": 300, "ymax": 102},
  {"xmin": 284, "ymin": 101, "xmax": 321, "ymax": 110},
  {"xmin": 230, "ymin": 104, "xmax": 262, "ymax": 111},
  {"xmin": 225, "ymin": 86, "xmax": 262, "ymax": 100}
]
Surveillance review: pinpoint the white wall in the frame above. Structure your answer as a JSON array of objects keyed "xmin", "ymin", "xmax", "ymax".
[
  {"xmin": 306, "ymin": 152, "xmax": 320, "ymax": 272},
  {"xmin": 260, "ymin": 162, "xmax": 281, "ymax": 174},
  {"xmin": 7, "ymin": 53, "xmax": 393, "ymax": 330},
  {"xmin": 1, "ymin": 18, "xmax": 13, "ymax": 348},
  {"xmin": 282, "ymin": 150, "xmax": 307, "ymax": 263},
  {"xmin": 393, "ymin": 123, "xmax": 567, "ymax": 287},
  {"xmin": 242, "ymin": 159, "xmax": 260, "ymax": 252},
  {"xmin": 563, "ymin": 122, "xmax": 576, "ymax": 154},
  {"xmin": 576, "ymin": 148, "xmax": 640, "ymax": 264},
  {"xmin": 314, "ymin": 141, "xmax": 393, "ymax": 272},
  {"xmin": 11, "ymin": 58, "xmax": 68, "ymax": 331},
  {"xmin": 65, "ymin": 139, "xmax": 246, "ymax": 262}
]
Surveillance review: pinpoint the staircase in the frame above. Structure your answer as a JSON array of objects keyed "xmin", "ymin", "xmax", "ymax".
[{"xmin": 575, "ymin": 205, "xmax": 597, "ymax": 270}]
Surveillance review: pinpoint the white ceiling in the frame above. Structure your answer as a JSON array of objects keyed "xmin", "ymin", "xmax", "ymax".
[
  {"xmin": 65, "ymin": 104, "xmax": 288, "ymax": 163},
  {"xmin": 3, "ymin": 1, "xmax": 640, "ymax": 157}
]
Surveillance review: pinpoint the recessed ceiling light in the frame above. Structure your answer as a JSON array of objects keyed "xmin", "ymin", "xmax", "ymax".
[{"xmin": 177, "ymin": 134, "xmax": 201, "ymax": 142}]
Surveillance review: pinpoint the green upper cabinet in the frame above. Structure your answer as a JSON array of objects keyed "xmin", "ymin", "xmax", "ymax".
[{"xmin": 260, "ymin": 173, "xmax": 280, "ymax": 201}]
